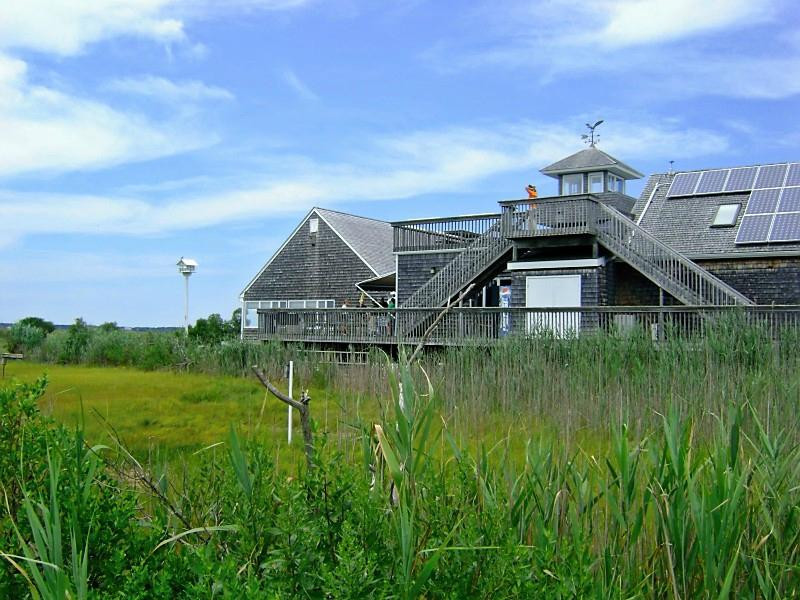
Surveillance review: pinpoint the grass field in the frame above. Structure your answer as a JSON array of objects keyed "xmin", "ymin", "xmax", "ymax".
[
  {"xmin": 4, "ymin": 328, "xmax": 800, "ymax": 597},
  {"xmin": 4, "ymin": 361, "xmax": 370, "ymax": 460}
]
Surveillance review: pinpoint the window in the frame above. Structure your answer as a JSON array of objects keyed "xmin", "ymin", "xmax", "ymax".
[
  {"xmin": 712, "ymin": 203, "xmax": 741, "ymax": 227},
  {"xmin": 562, "ymin": 174, "xmax": 583, "ymax": 195},
  {"xmin": 244, "ymin": 302, "xmax": 259, "ymax": 328},
  {"xmin": 242, "ymin": 299, "xmax": 334, "ymax": 328},
  {"xmin": 608, "ymin": 174, "xmax": 624, "ymax": 193},
  {"xmin": 309, "ymin": 218, "xmax": 319, "ymax": 233},
  {"xmin": 588, "ymin": 172, "xmax": 604, "ymax": 193}
]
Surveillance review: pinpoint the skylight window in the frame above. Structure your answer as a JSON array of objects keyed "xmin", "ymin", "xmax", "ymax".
[{"xmin": 712, "ymin": 203, "xmax": 740, "ymax": 227}]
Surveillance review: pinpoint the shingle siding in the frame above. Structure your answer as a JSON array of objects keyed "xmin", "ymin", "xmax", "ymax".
[
  {"xmin": 699, "ymin": 258, "xmax": 800, "ymax": 304},
  {"xmin": 396, "ymin": 251, "xmax": 461, "ymax": 305},
  {"xmin": 244, "ymin": 214, "xmax": 375, "ymax": 305}
]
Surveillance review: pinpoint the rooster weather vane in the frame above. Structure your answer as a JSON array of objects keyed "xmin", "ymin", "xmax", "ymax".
[{"xmin": 582, "ymin": 120, "xmax": 604, "ymax": 147}]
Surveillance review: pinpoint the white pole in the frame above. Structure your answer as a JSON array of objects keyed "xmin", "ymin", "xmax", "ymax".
[
  {"xmin": 183, "ymin": 274, "xmax": 189, "ymax": 334},
  {"xmin": 287, "ymin": 360, "xmax": 294, "ymax": 444}
]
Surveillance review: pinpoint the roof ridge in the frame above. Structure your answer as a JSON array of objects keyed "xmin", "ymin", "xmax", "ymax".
[{"xmin": 314, "ymin": 206, "xmax": 389, "ymax": 224}]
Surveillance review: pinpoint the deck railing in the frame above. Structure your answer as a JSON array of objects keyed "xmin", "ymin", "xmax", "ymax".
[
  {"xmin": 392, "ymin": 213, "xmax": 501, "ymax": 252},
  {"xmin": 500, "ymin": 197, "xmax": 754, "ymax": 306},
  {"xmin": 400, "ymin": 220, "xmax": 511, "ymax": 308},
  {"xmin": 251, "ymin": 305, "xmax": 800, "ymax": 346}
]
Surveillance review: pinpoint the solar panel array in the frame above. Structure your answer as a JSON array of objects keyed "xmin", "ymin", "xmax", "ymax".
[
  {"xmin": 736, "ymin": 185, "xmax": 800, "ymax": 244},
  {"xmin": 667, "ymin": 163, "xmax": 800, "ymax": 197},
  {"xmin": 664, "ymin": 162, "xmax": 800, "ymax": 245}
]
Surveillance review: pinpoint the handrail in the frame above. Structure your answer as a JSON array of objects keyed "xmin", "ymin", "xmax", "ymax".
[
  {"xmin": 249, "ymin": 305, "xmax": 800, "ymax": 346},
  {"xmin": 400, "ymin": 220, "xmax": 511, "ymax": 307},
  {"xmin": 592, "ymin": 202, "xmax": 753, "ymax": 306},
  {"xmin": 393, "ymin": 213, "xmax": 501, "ymax": 252},
  {"xmin": 500, "ymin": 197, "xmax": 754, "ymax": 306}
]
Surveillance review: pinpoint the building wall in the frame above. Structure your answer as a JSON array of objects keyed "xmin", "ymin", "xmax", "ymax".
[
  {"xmin": 699, "ymin": 257, "xmax": 800, "ymax": 304},
  {"xmin": 508, "ymin": 266, "xmax": 604, "ymax": 308},
  {"xmin": 243, "ymin": 213, "xmax": 375, "ymax": 305},
  {"xmin": 396, "ymin": 251, "xmax": 462, "ymax": 305}
]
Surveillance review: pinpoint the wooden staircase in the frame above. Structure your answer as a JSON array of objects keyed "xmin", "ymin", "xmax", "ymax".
[
  {"xmin": 400, "ymin": 196, "xmax": 753, "ymax": 311},
  {"xmin": 592, "ymin": 201, "xmax": 753, "ymax": 306},
  {"xmin": 400, "ymin": 221, "xmax": 512, "ymax": 309}
]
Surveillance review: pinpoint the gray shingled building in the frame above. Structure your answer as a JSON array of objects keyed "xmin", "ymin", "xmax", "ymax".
[
  {"xmin": 240, "ymin": 207, "xmax": 394, "ymax": 336},
  {"xmin": 241, "ymin": 147, "xmax": 800, "ymax": 340}
]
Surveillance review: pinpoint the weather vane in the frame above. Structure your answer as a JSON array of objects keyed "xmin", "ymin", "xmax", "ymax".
[{"xmin": 581, "ymin": 120, "xmax": 604, "ymax": 147}]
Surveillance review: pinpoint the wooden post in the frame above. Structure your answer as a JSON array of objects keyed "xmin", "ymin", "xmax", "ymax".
[
  {"xmin": 252, "ymin": 366, "xmax": 314, "ymax": 469},
  {"xmin": 287, "ymin": 360, "xmax": 294, "ymax": 445}
]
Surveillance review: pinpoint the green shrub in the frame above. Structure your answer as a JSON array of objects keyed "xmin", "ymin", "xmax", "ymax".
[
  {"xmin": 58, "ymin": 318, "xmax": 91, "ymax": 364},
  {"xmin": 7, "ymin": 322, "xmax": 47, "ymax": 353}
]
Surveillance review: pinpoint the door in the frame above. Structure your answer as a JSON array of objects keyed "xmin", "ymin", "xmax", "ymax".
[{"xmin": 525, "ymin": 275, "xmax": 581, "ymax": 336}]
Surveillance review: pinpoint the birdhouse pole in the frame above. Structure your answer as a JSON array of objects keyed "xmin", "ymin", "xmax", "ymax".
[{"xmin": 176, "ymin": 257, "xmax": 198, "ymax": 334}]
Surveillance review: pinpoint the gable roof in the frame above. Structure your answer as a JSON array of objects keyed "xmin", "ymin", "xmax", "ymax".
[
  {"xmin": 315, "ymin": 208, "xmax": 395, "ymax": 276},
  {"xmin": 240, "ymin": 207, "xmax": 395, "ymax": 297},
  {"xmin": 541, "ymin": 147, "xmax": 643, "ymax": 180}
]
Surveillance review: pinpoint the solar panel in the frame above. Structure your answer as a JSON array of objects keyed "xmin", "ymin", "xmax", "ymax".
[
  {"xmin": 769, "ymin": 213, "xmax": 800, "ymax": 242},
  {"xmin": 754, "ymin": 163, "xmax": 788, "ymax": 189},
  {"xmin": 735, "ymin": 215, "xmax": 773, "ymax": 243},
  {"xmin": 746, "ymin": 189, "xmax": 780, "ymax": 214},
  {"xmin": 695, "ymin": 169, "xmax": 729, "ymax": 194},
  {"xmin": 778, "ymin": 187, "xmax": 800, "ymax": 212},
  {"xmin": 725, "ymin": 166, "xmax": 758, "ymax": 192},
  {"xmin": 668, "ymin": 172, "xmax": 701, "ymax": 196},
  {"xmin": 785, "ymin": 163, "xmax": 800, "ymax": 187}
]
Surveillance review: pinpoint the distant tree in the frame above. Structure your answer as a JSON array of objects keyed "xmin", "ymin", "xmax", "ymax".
[
  {"xmin": 189, "ymin": 313, "xmax": 227, "ymax": 345},
  {"xmin": 189, "ymin": 310, "xmax": 241, "ymax": 344},
  {"xmin": 18, "ymin": 316, "xmax": 55, "ymax": 334},
  {"xmin": 98, "ymin": 321, "xmax": 120, "ymax": 332},
  {"xmin": 60, "ymin": 318, "xmax": 90, "ymax": 363},
  {"xmin": 227, "ymin": 308, "xmax": 242, "ymax": 336},
  {"xmin": 8, "ymin": 323, "xmax": 46, "ymax": 353}
]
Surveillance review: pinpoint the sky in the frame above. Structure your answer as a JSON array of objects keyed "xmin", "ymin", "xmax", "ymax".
[{"xmin": 1, "ymin": 0, "xmax": 799, "ymax": 327}]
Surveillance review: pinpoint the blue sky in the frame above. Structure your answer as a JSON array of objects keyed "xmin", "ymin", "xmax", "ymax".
[{"xmin": 2, "ymin": 0, "xmax": 799, "ymax": 326}]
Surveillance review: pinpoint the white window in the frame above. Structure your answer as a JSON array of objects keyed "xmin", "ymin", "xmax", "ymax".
[
  {"xmin": 244, "ymin": 302, "xmax": 259, "ymax": 328},
  {"xmin": 309, "ymin": 218, "xmax": 319, "ymax": 233},
  {"xmin": 243, "ymin": 299, "xmax": 334, "ymax": 328},
  {"xmin": 562, "ymin": 174, "xmax": 583, "ymax": 195},
  {"xmin": 608, "ymin": 174, "xmax": 624, "ymax": 193},
  {"xmin": 588, "ymin": 172, "xmax": 604, "ymax": 193},
  {"xmin": 712, "ymin": 203, "xmax": 741, "ymax": 227}
]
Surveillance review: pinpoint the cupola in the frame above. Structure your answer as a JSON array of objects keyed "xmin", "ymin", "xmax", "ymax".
[{"xmin": 540, "ymin": 146, "xmax": 643, "ymax": 196}]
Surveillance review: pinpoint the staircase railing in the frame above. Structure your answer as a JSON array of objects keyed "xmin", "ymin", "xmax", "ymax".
[
  {"xmin": 500, "ymin": 197, "xmax": 753, "ymax": 307},
  {"xmin": 592, "ymin": 202, "xmax": 753, "ymax": 306},
  {"xmin": 400, "ymin": 217, "xmax": 510, "ymax": 308}
]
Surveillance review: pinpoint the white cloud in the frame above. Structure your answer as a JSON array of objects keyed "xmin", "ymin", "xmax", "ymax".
[
  {"xmin": 282, "ymin": 69, "xmax": 319, "ymax": 102},
  {"xmin": 0, "ymin": 0, "xmax": 313, "ymax": 57},
  {"xmin": 596, "ymin": 0, "xmax": 771, "ymax": 48},
  {"xmin": 0, "ymin": 53, "xmax": 214, "ymax": 178},
  {"xmin": 0, "ymin": 1, "xmax": 184, "ymax": 56},
  {"xmin": 106, "ymin": 75, "xmax": 234, "ymax": 102},
  {"xmin": 0, "ymin": 118, "xmax": 729, "ymax": 246},
  {"xmin": 428, "ymin": 0, "xmax": 798, "ymax": 99}
]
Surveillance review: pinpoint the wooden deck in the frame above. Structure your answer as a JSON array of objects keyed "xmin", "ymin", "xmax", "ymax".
[{"xmin": 245, "ymin": 305, "xmax": 800, "ymax": 346}]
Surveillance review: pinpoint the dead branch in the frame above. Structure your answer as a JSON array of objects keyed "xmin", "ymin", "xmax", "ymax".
[
  {"xmin": 407, "ymin": 283, "xmax": 476, "ymax": 364},
  {"xmin": 251, "ymin": 366, "xmax": 314, "ymax": 470}
]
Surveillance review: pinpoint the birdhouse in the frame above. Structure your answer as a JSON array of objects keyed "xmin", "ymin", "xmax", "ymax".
[{"xmin": 176, "ymin": 257, "xmax": 198, "ymax": 275}]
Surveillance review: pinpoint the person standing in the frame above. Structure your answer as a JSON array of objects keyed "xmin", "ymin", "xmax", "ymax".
[{"xmin": 387, "ymin": 293, "xmax": 396, "ymax": 336}]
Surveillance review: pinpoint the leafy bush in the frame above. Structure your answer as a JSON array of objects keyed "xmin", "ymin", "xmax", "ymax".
[
  {"xmin": 59, "ymin": 318, "xmax": 91, "ymax": 364},
  {"xmin": 17, "ymin": 316, "xmax": 56, "ymax": 334},
  {"xmin": 7, "ymin": 322, "xmax": 47, "ymax": 353}
]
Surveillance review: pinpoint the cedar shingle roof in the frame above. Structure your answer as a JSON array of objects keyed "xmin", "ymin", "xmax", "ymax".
[
  {"xmin": 315, "ymin": 208, "xmax": 395, "ymax": 276},
  {"xmin": 541, "ymin": 147, "xmax": 643, "ymax": 179},
  {"xmin": 633, "ymin": 172, "xmax": 800, "ymax": 257}
]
